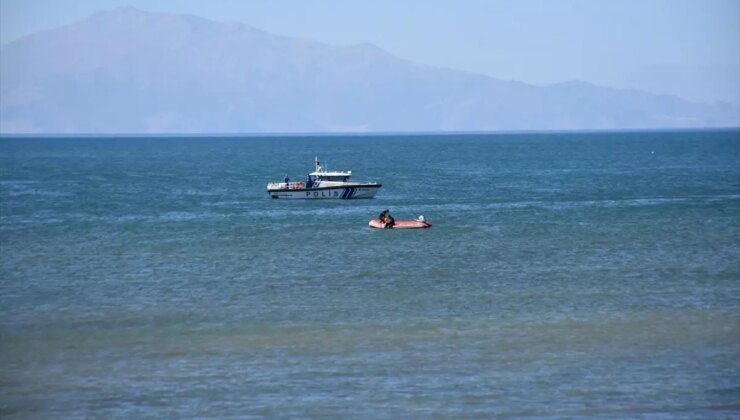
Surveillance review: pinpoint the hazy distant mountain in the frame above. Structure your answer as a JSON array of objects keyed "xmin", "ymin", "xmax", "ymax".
[{"xmin": 1, "ymin": 6, "xmax": 737, "ymax": 133}]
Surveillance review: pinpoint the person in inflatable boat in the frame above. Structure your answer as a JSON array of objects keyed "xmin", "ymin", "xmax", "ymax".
[
  {"xmin": 378, "ymin": 209, "xmax": 395, "ymax": 228},
  {"xmin": 384, "ymin": 211, "xmax": 395, "ymax": 228}
]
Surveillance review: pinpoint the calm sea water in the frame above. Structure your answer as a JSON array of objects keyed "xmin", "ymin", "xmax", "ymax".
[{"xmin": 1, "ymin": 130, "xmax": 739, "ymax": 417}]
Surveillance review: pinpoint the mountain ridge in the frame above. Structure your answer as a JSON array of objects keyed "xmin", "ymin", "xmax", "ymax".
[{"xmin": 1, "ymin": 6, "xmax": 737, "ymax": 134}]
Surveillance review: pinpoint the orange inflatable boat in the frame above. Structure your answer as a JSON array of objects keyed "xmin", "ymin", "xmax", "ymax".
[{"xmin": 368, "ymin": 219, "xmax": 432, "ymax": 229}]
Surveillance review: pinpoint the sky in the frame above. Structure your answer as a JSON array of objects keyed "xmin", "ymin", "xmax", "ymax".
[{"xmin": 1, "ymin": 0, "xmax": 738, "ymax": 105}]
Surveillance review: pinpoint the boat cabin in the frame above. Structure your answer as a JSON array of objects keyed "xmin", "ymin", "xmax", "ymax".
[
  {"xmin": 309, "ymin": 171, "xmax": 351, "ymax": 182},
  {"xmin": 307, "ymin": 170, "xmax": 352, "ymax": 186}
]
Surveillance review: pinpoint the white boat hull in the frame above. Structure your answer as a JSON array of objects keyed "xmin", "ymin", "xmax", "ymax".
[{"xmin": 268, "ymin": 185, "xmax": 380, "ymax": 199}]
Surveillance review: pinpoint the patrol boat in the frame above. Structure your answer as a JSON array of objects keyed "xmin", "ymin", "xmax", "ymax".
[{"xmin": 267, "ymin": 158, "xmax": 382, "ymax": 199}]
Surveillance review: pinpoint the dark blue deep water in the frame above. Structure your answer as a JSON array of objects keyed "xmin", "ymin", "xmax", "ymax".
[{"xmin": 1, "ymin": 130, "xmax": 739, "ymax": 417}]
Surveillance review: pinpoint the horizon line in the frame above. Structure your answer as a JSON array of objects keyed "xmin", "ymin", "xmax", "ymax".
[{"xmin": 1, "ymin": 126, "xmax": 739, "ymax": 139}]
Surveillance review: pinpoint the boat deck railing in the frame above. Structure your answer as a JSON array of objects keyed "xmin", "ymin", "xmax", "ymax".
[{"xmin": 267, "ymin": 182, "xmax": 306, "ymax": 190}]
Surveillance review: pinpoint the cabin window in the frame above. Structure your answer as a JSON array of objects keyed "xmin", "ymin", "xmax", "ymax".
[{"xmin": 319, "ymin": 176, "xmax": 348, "ymax": 182}]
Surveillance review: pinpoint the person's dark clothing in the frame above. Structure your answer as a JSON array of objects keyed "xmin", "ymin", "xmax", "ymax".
[{"xmin": 384, "ymin": 214, "xmax": 395, "ymax": 228}]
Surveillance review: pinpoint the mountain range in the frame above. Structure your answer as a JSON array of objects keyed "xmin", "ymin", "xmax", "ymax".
[{"xmin": 1, "ymin": 6, "xmax": 737, "ymax": 134}]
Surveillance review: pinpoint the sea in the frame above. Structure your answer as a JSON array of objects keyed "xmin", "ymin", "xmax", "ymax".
[{"xmin": 1, "ymin": 130, "xmax": 739, "ymax": 418}]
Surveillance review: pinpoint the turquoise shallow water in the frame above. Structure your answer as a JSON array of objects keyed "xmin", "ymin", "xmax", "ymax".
[{"xmin": 1, "ymin": 130, "xmax": 739, "ymax": 417}]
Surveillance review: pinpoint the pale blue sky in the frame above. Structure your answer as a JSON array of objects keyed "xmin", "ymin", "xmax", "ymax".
[{"xmin": 1, "ymin": 0, "xmax": 738, "ymax": 104}]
